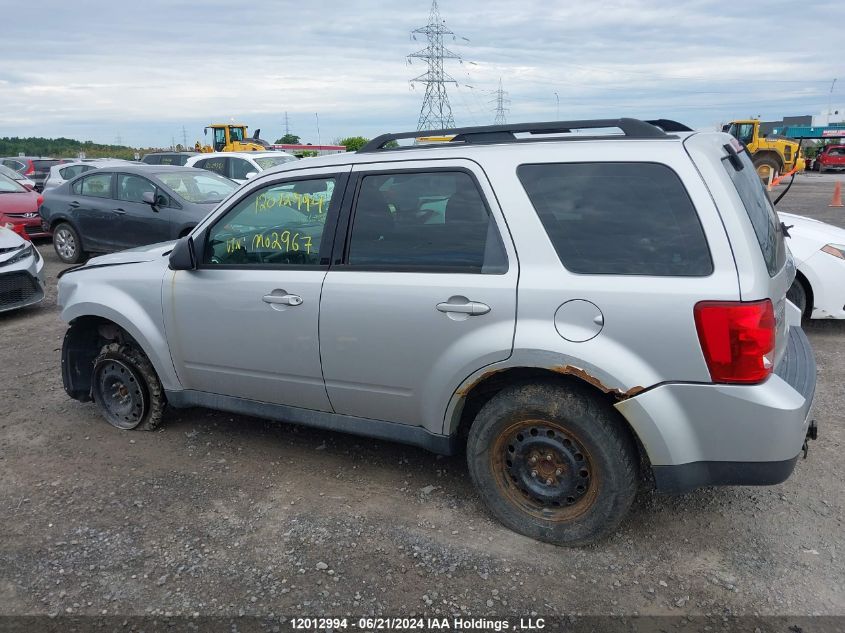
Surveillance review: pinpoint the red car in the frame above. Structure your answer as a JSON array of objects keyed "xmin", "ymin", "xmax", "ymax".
[
  {"xmin": 0, "ymin": 173, "xmax": 47, "ymax": 239},
  {"xmin": 814, "ymin": 144, "xmax": 845, "ymax": 172}
]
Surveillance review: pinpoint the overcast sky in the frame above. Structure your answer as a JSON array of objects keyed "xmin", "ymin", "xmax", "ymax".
[{"xmin": 1, "ymin": 0, "xmax": 841, "ymax": 148}]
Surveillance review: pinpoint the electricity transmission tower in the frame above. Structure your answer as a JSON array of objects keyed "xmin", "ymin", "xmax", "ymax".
[
  {"xmin": 408, "ymin": 0, "xmax": 462, "ymax": 130},
  {"xmin": 491, "ymin": 78, "xmax": 509, "ymax": 125},
  {"xmin": 284, "ymin": 111, "xmax": 291, "ymax": 136},
  {"xmin": 181, "ymin": 126, "xmax": 188, "ymax": 149}
]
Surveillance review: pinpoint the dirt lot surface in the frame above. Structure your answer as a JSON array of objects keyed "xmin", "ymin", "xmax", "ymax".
[{"xmin": 1, "ymin": 173, "xmax": 843, "ymax": 623}]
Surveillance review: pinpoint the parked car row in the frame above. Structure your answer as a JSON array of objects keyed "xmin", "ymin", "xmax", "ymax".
[
  {"xmin": 40, "ymin": 164, "xmax": 238, "ymax": 263},
  {"xmin": 1, "ymin": 156, "xmax": 66, "ymax": 191}
]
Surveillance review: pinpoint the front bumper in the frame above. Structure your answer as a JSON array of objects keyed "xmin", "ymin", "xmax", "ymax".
[
  {"xmin": 616, "ymin": 326, "xmax": 816, "ymax": 493},
  {"xmin": 5, "ymin": 216, "xmax": 51, "ymax": 239},
  {"xmin": 0, "ymin": 247, "xmax": 46, "ymax": 313}
]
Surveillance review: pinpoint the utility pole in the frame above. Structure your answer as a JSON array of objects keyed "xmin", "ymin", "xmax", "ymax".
[
  {"xmin": 409, "ymin": 0, "xmax": 462, "ymax": 130},
  {"xmin": 315, "ymin": 112, "xmax": 322, "ymax": 147},
  {"xmin": 554, "ymin": 91, "xmax": 560, "ymax": 120},
  {"xmin": 491, "ymin": 78, "xmax": 509, "ymax": 125},
  {"xmin": 828, "ymin": 78, "xmax": 838, "ymax": 125}
]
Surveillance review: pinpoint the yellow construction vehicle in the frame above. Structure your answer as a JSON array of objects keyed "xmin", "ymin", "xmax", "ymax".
[
  {"xmin": 195, "ymin": 124, "xmax": 271, "ymax": 153},
  {"xmin": 723, "ymin": 119, "xmax": 805, "ymax": 180}
]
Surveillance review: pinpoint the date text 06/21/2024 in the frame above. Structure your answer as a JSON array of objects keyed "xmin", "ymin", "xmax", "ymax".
[{"xmin": 289, "ymin": 616, "xmax": 547, "ymax": 631}]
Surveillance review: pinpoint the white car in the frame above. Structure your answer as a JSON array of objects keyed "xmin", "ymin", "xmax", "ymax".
[
  {"xmin": 0, "ymin": 226, "xmax": 45, "ymax": 313},
  {"xmin": 185, "ymin": 151, "xmax": 297, "ymax": 184},
  {"xmin": 42, "ymin": 160, "xmax": 130, "ymax": 191},
  {"xmin": 782, "ymin": 212, "xmax": 845, "ymax": 319}
]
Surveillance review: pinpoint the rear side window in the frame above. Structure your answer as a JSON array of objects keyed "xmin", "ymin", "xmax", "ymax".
[
  {"xmin": 517, "ymin": 162, "xmax": 712, "ymax": 276},
  {"xmin": 79, "ymin": 172, "xmax": 113, "ymax": 198},
  {"xmin": 158, "ymin": 154, "xmax": 177, "ymax": 165},
  {"xmin": 722, "ymin": 149, "xmax": 785, "ymax": 277},
  {"xmin": 346, "ymin": 171, "xmax": 508, "ymax": 273},
  {"xmin": 231, "ymin": 158, "xmax": 253, "ymax": 180},
  {"xmin": 141, "ymin": 155, "xmax": 161, "ymax": 165}
]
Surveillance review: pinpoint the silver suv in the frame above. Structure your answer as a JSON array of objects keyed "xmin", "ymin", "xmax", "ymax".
[{"xmin": 58, "ymin": 119, "xmax": 818, "ymax": 545}]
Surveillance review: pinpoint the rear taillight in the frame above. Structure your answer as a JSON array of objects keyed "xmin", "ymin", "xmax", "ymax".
[
  {"xmin": 694, "ymin": 300, "xmax": 775, "ymax": 384},
  {"xmin": 24, "ymin": 160, "xmax": 35, "ymax": 176}
]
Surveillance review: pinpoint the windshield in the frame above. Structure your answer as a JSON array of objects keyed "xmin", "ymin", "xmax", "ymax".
[
  {"xmin": 254, "ymin": 155, "xmax": 297, "ymax": 170},
  {"xmin": 0, "ymin": 173, "xmax": 27, "ymax": 193},
  {"xmin": 157, "ymin": 171, "xmax": 237, "ymax": 204},
  {"xmin": 0, "ymin": 165, "xmax": 23, "ymax": 181}
]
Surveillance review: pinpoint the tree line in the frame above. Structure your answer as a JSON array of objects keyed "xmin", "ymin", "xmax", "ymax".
[{"xmin": 0, "ymin": 137, "xmax": 157, "ymax": 160}]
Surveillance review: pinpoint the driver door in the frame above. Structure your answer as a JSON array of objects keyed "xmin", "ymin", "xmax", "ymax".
[{"xmin": 164, "ymin": 166, "xmax": 350, "ymax": 411}]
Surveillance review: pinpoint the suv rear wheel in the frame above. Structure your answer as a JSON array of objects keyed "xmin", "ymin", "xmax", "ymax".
[
  {"xmin": 466, "ymin": 381, "xmax": 638, "ymax": 546},
  {"xmin": 91, "ymin": 343, "xmax": 164, "ymax": 431}
]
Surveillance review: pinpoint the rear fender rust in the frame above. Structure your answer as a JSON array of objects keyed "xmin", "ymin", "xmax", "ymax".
[
  {"xmin": 455, "ymin": 364, "xmax": 644, "ymax": 403},
  {"xmin": 550, "ymin": 365, "xmax": 645, "ymax": 399}
]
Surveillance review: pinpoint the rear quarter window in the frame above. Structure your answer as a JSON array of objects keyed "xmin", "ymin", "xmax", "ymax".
[
  {"xmin": 722, "ymin": 149, "xmax": 785, "ymax": 277},
  {"xmin": 517, "ymin": 162, "xmax": 713, "ymax": 276}
]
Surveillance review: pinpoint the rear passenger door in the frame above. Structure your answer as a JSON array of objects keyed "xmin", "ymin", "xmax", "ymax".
[
  {"xmin": 319, "ymin": 160, "xmax": 518, "ymax": 430},
  {"xmin": 74, "ymin": 172, "xmax": 117, "ymax": 251}
]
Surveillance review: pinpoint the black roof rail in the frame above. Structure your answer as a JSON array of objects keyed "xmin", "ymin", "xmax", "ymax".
[
  {"xmin": 358, "ymin": 118, "xmax": 671, "ymax": 153},
  {"xmin": 645, "ymin": 119, "xmax": 693, "ymax": 132}
]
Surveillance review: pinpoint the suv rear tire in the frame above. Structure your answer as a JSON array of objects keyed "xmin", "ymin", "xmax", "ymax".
[
  {"xmin": 466, "ymin": 381, "xmax": 638, "ymax": 546},
  {"xmin": 91, "ymin": 343, "xmax": 165, "ymax": 431}
]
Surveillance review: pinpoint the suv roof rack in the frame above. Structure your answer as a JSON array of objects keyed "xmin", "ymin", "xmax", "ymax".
[{"xmin": 358, "ymin": 118, "xmax": 675, "ymax": 153}]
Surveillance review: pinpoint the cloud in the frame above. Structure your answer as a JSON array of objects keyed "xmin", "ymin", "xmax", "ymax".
[{"xmin": 0, "ymin": 0, "xmax": 840, "ymax": 147}]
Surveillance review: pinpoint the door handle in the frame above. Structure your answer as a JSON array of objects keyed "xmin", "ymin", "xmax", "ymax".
[
  {"xmin": 112, "ymin": 208, "xmax": 127, "ymax": 215},
  {"xmin": 69, "ymin": 201, "xmax": 80, "ymax": 208},
  {"xmin": 262, "ymin": 293, "xmax": 303, "ymax": 306},
  {"xmin": 436, "ymin": 300, "xmax": 490, "ymax": 315}
]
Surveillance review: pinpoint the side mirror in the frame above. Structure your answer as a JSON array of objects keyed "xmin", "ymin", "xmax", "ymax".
[
  {"xmin": 169, "ymin": 235, "xmax": 196, "ymax": 271},
  {"xmin": 142, "ymin": 191, "xmax": 156, "ymax": 205},
  {"xmin": 23, "ymin": 183, "xmax": 35, "ymax": 191},
  {"xmin": 245, "ymin": 171, "xmax": 258, "ymax": 180}
]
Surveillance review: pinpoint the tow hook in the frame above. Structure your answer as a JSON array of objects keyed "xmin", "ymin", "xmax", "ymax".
[{"xmin": 802, "ymin": 420, "xmax": 818, "ymax": 459}]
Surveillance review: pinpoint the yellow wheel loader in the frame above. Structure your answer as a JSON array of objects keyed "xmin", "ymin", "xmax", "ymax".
[
  {"xmin": 723, "ymin": 119, "xmax": 805, "ymax": 181},
  {"xmin": 195, "ymin": 124, "xmax": 270, "ymax": 153}
]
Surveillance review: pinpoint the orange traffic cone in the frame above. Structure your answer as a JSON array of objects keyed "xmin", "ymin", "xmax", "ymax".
[{"xmin": 830, "ymin": 181, "xmax": 844, "ymax": 208}]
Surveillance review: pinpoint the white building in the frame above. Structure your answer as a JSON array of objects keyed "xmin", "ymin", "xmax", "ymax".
[{"xmin": 812, "ymin": 105, "xmax": 845, "ymax": 127}]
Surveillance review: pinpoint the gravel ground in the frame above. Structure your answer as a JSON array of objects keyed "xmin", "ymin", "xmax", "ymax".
[{"xmin": 0, "ymin": 172, "xmax": 843, "ymax": 622}]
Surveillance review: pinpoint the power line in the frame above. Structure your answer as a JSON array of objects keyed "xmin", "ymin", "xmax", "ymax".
[{"xmin": 408, "ymin": 0, "xmax": 463, "ymax": 130}]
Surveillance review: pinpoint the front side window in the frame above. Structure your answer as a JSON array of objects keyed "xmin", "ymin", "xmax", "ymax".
[
  {"xmin": 117, "ymin": 174, "xmax": 157, "ymax": 203},
  {"xmin": 518, "ymin": 162, "xmax": 713, "ymax": 276},
  {"xmin": 346, "ymin": 171, "xmax": 507, "ymax": 273},
  {"xmin": 204, "ymin": 176, "xmax": 336, "ymax": 267},
  {"xmin": 157, "ymin": 171, "xmax": 236, "ymax": 204},
  {"xmin": 60, "ymin": 165, "xmax": 94, "ymax": 180},
  {"xmin": 79, "ymin": 172, "xmax": 113, "ymax": 198},
  {"xmin": 255, "ymin": 155, "xmax": 297, "ymax": 169},
  {"xmin": 231, "ymin": 158, "xmax": 254, "ymax": 180}
]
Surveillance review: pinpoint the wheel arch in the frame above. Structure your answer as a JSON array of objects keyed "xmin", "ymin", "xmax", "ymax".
[
  {"xmin": 793, "ymin": 269, "xmax": 814, "ymax": 317},
  {"xmin": 447, "ymin": 366, "xmax": 652, "ymax": 476}
]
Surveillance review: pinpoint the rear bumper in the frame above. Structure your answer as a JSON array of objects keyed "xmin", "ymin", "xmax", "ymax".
[{"xmin": 616, "ymin": 326, "xmax": 816, "ymax": 493}]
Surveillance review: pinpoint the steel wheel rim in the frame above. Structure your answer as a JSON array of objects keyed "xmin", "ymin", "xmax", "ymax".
[
  {"xmin": 94, "ymin": 359, "xmax": 147, "ymax": 429},
  {"xmin": 492, "ymin": 419, "xmax": 600, "ymax": 522},
  {"xmin": 55, "ymin": 229, "xmax": 76, "ymax": 260}
]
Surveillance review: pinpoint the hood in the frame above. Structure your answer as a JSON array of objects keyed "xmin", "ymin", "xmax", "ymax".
[
  {"xmin": 86, "ymin": 241, "xmax": 176, "ymax": 266},
  {"xmin": 779, "ymin": 212, "xmax": 845, "ymax": 245},
  {"xmin": 0, "ymin": 226, "xmax": 27, "ymax": 250},
  {"xmin": 0, "ymin": 191, "xmax": 39, "ymax": 214}
]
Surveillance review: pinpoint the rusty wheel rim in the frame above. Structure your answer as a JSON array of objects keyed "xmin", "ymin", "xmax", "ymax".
[{"xmin": 491, "ymin": 419, "xmax": 599, "ymax": 522}]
